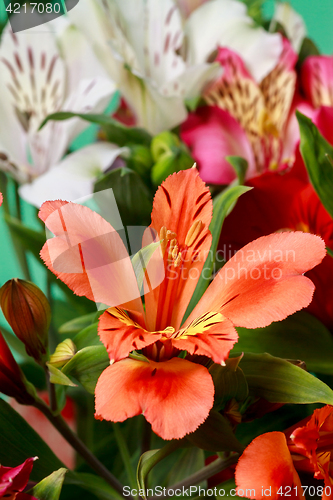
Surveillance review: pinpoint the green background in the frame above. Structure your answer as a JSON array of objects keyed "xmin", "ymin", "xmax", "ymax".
[{"xmin": 0, "ymin": 0, "xmax": 332, "ymax": 320}]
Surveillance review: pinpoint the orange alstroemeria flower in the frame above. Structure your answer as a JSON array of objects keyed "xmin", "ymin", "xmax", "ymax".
[
  {"xmin": 39, "ymin": 169, "xmax": 325, "ymax": 440},
  {"xmin": 236, "ymin": 405, "xmax": 333, "ymax": 499}
]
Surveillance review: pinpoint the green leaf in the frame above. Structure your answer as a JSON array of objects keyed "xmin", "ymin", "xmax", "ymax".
[
  {"xmin": 47, "ymin": 363, "xmax": 77, "ymax": 387},
  {"xmin": 94, "ymin": 167, "xmax": 152, "ymax": 226},
  {"xmin": 215, "ymin": 478, "xmax": 242, "ymax": 500},
  {"xmin": 59, "ymin": 313, "xmax": 97, "ymax": 335},
  {"xmin": 297, "ymin": 37, "xmax": 320, "ymax": 69},
  {"xmin": 238, "ymin": 352, "xmax": 333, "ymax": 404},
  {"xmin": 137, "ymin": 441, "xmax": 183, "ymax": 497},
  {"xmin": 235, "ymin": 312, "xmax": 333, "ymax": 374},
  {"xmin": 187, "ymin": 411, "xmax": 244, "ymax": 453},
  {"xmin": 0, "ymin": 398, "xmax": 64, "ymax": 481},
  {"xmin": 184, "ymin": 185, "xmax": 252, "ymax": 321},
  {"xmin": 165, "ymin": 448, "xmax": 205, "ymax": 487},
  {"xmin": 226, "ymin": 156, "xmax": 248, "ymax": 185},
  {"xmin": 39, "ymin": 112, "xmax": 152, "ymax": 147},
  {"xmin": 66, "ymin": 472, "xmax": 123, "ymax": 500},
  {"xmin": 297, "ymin": 111, "xmax": 333, "ymax": 219},
  {"xmin": 31, "ymin": 468, "xmax": 67, "ymax": 500},
  {"xmin": 62, "ymin": 345, "xmax": 109, "ymax": 393},
  {"xmin": 49, "ymin": 339, "xmax": 76, "ymax": 368},
  {"xmin": 73, "ymin": 322, "xmax": 101, "ymax": 350},
  {"xmin": 209, "ymin": 356, "xmax": 249, "ymax": 410},
  {"xmin": 3, "ymin": 214, "xmax": 45, "ymax": 260}
]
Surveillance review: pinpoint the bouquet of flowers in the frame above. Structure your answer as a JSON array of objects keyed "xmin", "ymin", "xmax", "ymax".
[{"xmin": 1, "ymin": 1, "xmax": 333, "ymax": 498}]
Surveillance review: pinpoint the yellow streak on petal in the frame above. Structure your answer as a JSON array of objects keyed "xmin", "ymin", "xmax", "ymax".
[{"xmin": 174, "ymin": 311, "xmax": 225, "ymax": 340}]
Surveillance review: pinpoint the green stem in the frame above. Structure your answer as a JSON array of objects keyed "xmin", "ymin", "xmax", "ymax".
[
  {"xmin": 0, "ymin": 173, "xmax": 31, "ymax": 281},
  {"xmin": 112, "ymin": 423, "xmax": 137, "ymax": 491},
  {"xmin": 33, "ymin": 398, "xmax": 131, "ymax": 500},
  {"xmin": 44, "ymin": 366, "xmax": 58, "ymax": 413},
  {"xmin": 150, "ymin": 455, "xmax": 239, "ymax": 500}
]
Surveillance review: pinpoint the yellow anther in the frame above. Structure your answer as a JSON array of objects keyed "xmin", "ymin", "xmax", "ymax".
[
  {"xmin": 171, "ymin": 244, "xmax": 179, "ymax": 260},
  {"xmin": 185, "ymin": 220, "xmax": 203, "ymax": 247},
  {"xmin": 174, "ymin": 252, "xmax": 182, "ymax": 267}
]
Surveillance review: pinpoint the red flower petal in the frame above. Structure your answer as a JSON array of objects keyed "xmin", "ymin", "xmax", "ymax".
[
  {"xmin": 172, "ymin": 312, "xmax": 238, "ymax": 364},
  {"xmin": 40, "ymin": 202, "xmax": 143, "ymax": 313},
  {"xmin": 181, "ymin": 106, "xmax": 255, "ymax": 184},
  {"xmin": 0, "ymin": 457, "xmax": 36, "ymax": 495},
  {"xmin": 98, "ymin": 308, "xmax": 162, "ymax": 363},
  {"xmin": 146, "ymin": 169, "xmax": 213, "ymax": 331},
  {"xmin": 95, "ymin": 357, "xmax": 214, "ymax": 440},
  {"xmin": 235, "ymin": 432, "xmax": 303, "ymax": 499},
  {"xmin": 189, "ymin": 232, "xmax": 326, "ymax": 328}
]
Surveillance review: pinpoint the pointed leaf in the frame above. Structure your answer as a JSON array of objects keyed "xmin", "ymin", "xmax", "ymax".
[
  {"xmin": 94, "ymin": 167, "xmax": 152, "ymax": 226},
  {"xmin": 238, "ymin": 352, "xmax": 333, "ymax": 404},
  {"xmin": 66, "ymin": 472, "xmax": 123, "ymax": 500},
  {"xmin": 187, "ymin": 411, "xmax": 244, "ymax": 453},
  {"xmin": 226, "ymin": 156, "xmax": 248, "ymax": 185},
  {"xmin": 165, "ymin": 448, "xmax": 205, "ymax": 487},
  {"xmin": 210, "ymin": 357, "xmax": 249, "ymax": 410},
  {"xmin": 236, "ymin": 311, "xmax": 333, "ymax": 374},
  {"xmin": 62, "ymin": 346, "xmax": 109, "ymax": 393},
  {"xmin": 137, "ymin": 442, "xmax": 183, "ymax": 498},
  {"xmin": 39, "ymin": 112, "xmax": 152, "ymax": 147},
  {"xmin": 297, "ymin": 111, "xmax": 333, "ymax": 219},
  {"xmin": 59, "ymin": 313, "xmax": 97, "ymax": 335},
  {"xmin": 31, "ymin": 468, "xmax": 67, "ymax": 500},
  {"xmin": 49, "ymin": 339, "xmax": 76, "ymax": 369},
  {"xmin": 47, "ymin": 363, "xmax": 77, "ymax": 387},
  {"xmin": 73, "ymin": 322, "xmax": 101, "ymax": 350}
]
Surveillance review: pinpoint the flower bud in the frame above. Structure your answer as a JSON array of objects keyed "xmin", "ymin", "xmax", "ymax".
[
  {"xmin": 0, "ymin": 279, "xmax": 51, "ymax": 364},
  {"xmin": 151, "ymin": 131, "xmax": 194, "ymax": 185},
  {"xmin": 0, "ymin": 329, "xmax": 36, "ymax": 405}
]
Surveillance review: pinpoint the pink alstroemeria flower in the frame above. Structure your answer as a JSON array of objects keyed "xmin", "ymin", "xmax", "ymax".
[
  {"xmin": 181, "ymin": 39, "xmax": 299, "ymax": 184},
  {"xmin": 39, "ymin": 169, "xmax": 325, "ymax": 440},
  {"xmin": 300, "ymin": 54, "xmax": 333, "ymax": 146}
]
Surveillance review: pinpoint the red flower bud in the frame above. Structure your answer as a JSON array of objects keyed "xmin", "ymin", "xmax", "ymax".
[
  {"xmin": 0, "ymin": 279, "xmax": 51, "ymax": 364},
  {"xmin": 0, "ymin": 330, "xmax": 36, "ymax": 405}
]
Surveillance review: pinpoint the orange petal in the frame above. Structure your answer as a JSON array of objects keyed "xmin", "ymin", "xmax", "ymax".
[
  {"xmin": 172, "ymin": 312, "xmax": 238, "ymax": 364},
  {"xmin": 189, "ymin": 232, "xmax": 326, "ymax": 328},
  {"xmin": 40, "ymin": 201, "xmax": 143, "ymax": 313},
  {"xmin": 145, "ymin": 169, "xmax": 213, "ymax": 331},
  {"xmin": 235, "ymin": 432, "xmax": 303, "ymax": 499},
  {"xmin": 95, "ymin": 357, "xmax": 214, "ymax": 440},
  {"xmin": 98, "ymin": 308, "xmax": 162, "ymax": 362}
]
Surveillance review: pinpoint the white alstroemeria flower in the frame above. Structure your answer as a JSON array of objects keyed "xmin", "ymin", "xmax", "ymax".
[
  {"xmin": 273, "ymin": 2, "xmax": 306, "ymax": 53},
  {"xmin": 69, "ymin": 0, "xmax": 283, "ymax": 134},
  {"xmin": 0, "ymin": 18, "xmax": 116, "ymax": 184},
  {"xmin": 19, "ymin": 142, "xmax": 128, "ymax": 207}
]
